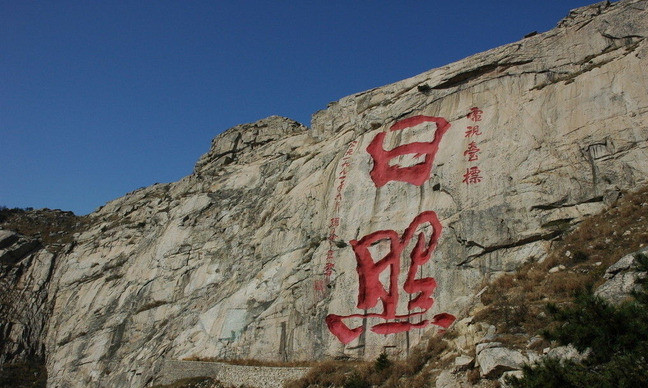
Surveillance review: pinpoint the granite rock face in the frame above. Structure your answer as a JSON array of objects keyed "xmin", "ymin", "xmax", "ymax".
[
  {"xmin": 4, "ymin": 1, "xmax": 648, "ymax": 386},
  {"xmin": 0, "ymin": 230, "xmax": 52, "ymax": 365}
]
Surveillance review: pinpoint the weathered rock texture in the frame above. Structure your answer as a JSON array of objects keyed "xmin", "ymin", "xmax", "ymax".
[
  {"xmin": 0, "ymin": 208, "xmax": 80, "ymax": 367},
  {"xmin": 3, "ymin": 1, "xmax": 648, "ymax": 386},
  {"xmin": 0, "ymin": 230, "xmax": 49, "ymax": 364}
]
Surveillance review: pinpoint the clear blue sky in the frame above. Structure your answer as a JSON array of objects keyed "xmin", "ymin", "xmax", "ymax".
[{"xmin": 1, "ymin": 1, "xmax": 598, "ymax": 215}]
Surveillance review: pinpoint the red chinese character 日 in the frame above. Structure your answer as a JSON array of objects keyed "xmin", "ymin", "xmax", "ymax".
[
  {"xmin": 325, "ymin": 211, "xmax": 456, "ymax": 344},
  {"xmin": 467, "ymin": 107, "xmax": 483, "ymax": 122},
  {"xmin": 366, "ymin": 116, "xmax": 451, "ymax": 187},
  {"xmin": 462, "ymin": 166, "xmax": 483, "ymax": 184},
  {"xmin": 463, "ymin": 142, "xmax": 480, "ymax": 162}
]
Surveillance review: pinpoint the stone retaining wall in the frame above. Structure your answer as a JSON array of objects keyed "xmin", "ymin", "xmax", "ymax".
[{"xmin": 155, "ymin": 360, "xmax": 310, "ymax": 388}]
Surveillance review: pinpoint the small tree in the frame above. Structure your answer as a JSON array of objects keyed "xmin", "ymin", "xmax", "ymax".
[
  {"xmin": 375, "ymin": 352, "xmax": 391, "ymax": 371},
  {"xmin": 507, "ymin": 254, "xmax": 648, "ymax": 388}
]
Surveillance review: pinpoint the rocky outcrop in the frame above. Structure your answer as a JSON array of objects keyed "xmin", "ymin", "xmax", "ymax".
[
  {"xmin": 475, "ymin": 343, "xmax": 527, "ymax": 378},
  {"xmin": 3, "ymin": 1, "xmax": 648, "ymax": 386},
  {"xmin": 596, "ymin": 247, "xmax": 648, "ymax": 303},
  {"xmin": 0, "ymin": 230, "xmax": 52, "ymax": 365},
  {"xmin": 194, "ymin": 115, "xmax": 309, "ymax": 172},
  {"xmin": 0, "ymin": 208, "xmax": 82, "ymax": 368}
]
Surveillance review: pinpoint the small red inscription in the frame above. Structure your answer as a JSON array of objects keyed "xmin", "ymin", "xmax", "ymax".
[
  {"xmin": 464, "ymin": 125, "xmax": 482, "ymax": 137},
  {"xmin": 462, "ymin": 107, "xmax": 485, "ymax": 185},
  {"xmin": 462, "ymin": 166, "xmax": 483, "ymax": 185},
  {"xmin": 463, "ymin": 142, "xmax": 480, "ymax": 162},
  {"xmin": 467, "ymin": 107, "xmax": 483, "ymax": 122},
  {"xmin": 317, "ymin": 140, "xmax": 360, "ymax": 294}
]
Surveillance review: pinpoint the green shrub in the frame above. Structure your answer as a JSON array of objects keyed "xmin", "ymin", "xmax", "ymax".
[
  {"xmin": 375, "ymin": 352, "xmax": 391, "ymax": 371},
  {"xmin": 507, "ymin": 253, "xmax": 648, "ymax": 388},
  {"xmin": 543, "ymin": 287, "xmax": 648, "ymax": 364}
]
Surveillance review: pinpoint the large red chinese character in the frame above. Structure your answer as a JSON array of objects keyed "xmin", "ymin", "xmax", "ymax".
[
  {"xmin": 366, "ymin": 116, "xmax": 451, "ymax": 187},
  {"xmin": 325, "ymin": 211, "xmax": 456, "ymax": 344}
]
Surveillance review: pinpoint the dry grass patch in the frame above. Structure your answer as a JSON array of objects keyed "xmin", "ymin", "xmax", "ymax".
[
  {"xmin": 475, "ymin": 185, "xmax": 648, "ymax": 341},
  {"xmin": 285, "ymin": 335, "xmax": 453, "ymax": 388},
  {"xmin": 0, "ymin": 207, "xmax": 86, "ymax": 253},
  {"xmin": 284, "ymin": 360, "xmax": 363, "ymax": 388}
]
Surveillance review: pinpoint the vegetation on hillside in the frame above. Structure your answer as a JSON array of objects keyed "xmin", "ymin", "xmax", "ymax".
[
  {"xmin": 285, "ymin": 338, "xmax": 454, "ymax": 388},
  {"xmin": 0, "ymin": 206, "xmax": 84, "ymax": 253},
  {"xmin": 506, "ymin": 254, "xmax": 648, "ymax": 387},
  {"xmin": 475, "ymin": 186, "xmax": 648, "ymax": 345}
]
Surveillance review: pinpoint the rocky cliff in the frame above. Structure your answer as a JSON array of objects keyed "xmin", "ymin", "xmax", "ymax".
[
  {"xmin": 0, "ymin": 208, "xmax": 81, "ymax": 367},
  {"xmin": 2, "ymin": 1, "xmax": 648, "ymax": 387}
]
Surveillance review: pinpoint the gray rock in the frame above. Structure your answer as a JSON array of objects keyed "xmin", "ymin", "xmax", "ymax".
[
  {"xmin": 476, "ymin": 342, "xmax": 503, "ymax": 354},
  {"xmin": 546, "ymin": 345, "xmax": 588, "ymax": 362},
  {"xmin": 0, "ymin": 230, "xmax": 18, "ymax": 249},
  {"xmin": 548, "ymin": 265, "xmax": 565, "ymax": 273},
  {"xmin": 435, "ymin": 370, "xmax": 462, "ymax": 388},
  {"xmin": 0, "ymin": 238, "xmax": 40, "ymax": 265},
  {"xmin": 454, "ymin": 355, "xmax": 474, "ymax": 371},
  {"xmin": 527, "ymin": 336, "xmax": 543, "ymax": 349},
  {"xmin": 596, "ymin": 247, "xmax": 648, "ymax": 303},
  {"xmin": 477, "ymin": 346, "xmax": 527, "ymax": 378},
  {"xmin": 500, "ymin": 370, "xmax": 524, "ymax": 387},
  {"xmin": 0, "ymin": 233, "xmax": 53, "ymax": 365}
]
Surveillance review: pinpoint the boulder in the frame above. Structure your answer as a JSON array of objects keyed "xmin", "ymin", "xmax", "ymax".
[
  {"xmin": 477, "ymin": 344, "xmax": 527, "ymax": 378},
  {"xmin": 596, "ymin": 247, "xmax": 648, "ymax": 303}
]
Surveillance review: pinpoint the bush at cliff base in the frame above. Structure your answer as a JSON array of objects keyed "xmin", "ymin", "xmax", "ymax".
[{"xmin": 506, "ymin": 254, "xmax": 648, "ymax": 388}]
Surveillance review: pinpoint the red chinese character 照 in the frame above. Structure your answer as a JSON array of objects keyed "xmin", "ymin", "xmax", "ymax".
[
  {"xmin": 325, "ymin": 211, "xmax": 456, "ymax": 344},
  {"xmin": 366, "ymin": 116, "xmax": 451, "ymax": 187},
  {"xmin": 467, "ymin": 107, "xmax": 483, "ymax": 122},
  {"xmin": 464, "ymin": 125, "xmax": 482, "ymax": 137},
  {"xmin": 462, "ymin": 166, "xmax": 483, "ymax": 184},
  {"xmin": 463, "ymin": 142, "xmax": 480, "ymax": 162}
]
